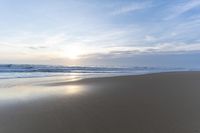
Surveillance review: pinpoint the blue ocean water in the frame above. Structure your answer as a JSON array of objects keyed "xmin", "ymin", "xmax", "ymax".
[{"xmin": 0, "ymin": 64, "xmax": 188, "ymax": 79}]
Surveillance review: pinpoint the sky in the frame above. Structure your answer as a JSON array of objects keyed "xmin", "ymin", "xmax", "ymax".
[{"xmin": 0, "ymin": 0, "xmax": 200, "ymax": 67}]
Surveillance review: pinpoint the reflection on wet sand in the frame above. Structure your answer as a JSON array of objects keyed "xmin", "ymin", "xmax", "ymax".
[{"xmin": 0, "ymin": 85, "xmax": 84, "ymax": 102}]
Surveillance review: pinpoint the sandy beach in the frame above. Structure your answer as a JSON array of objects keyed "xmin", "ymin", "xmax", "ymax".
[{"xmin": 1, "ymin": 71, "xmax": 200, "ymax": 133}]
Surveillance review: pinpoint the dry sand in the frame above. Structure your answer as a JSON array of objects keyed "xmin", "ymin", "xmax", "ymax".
[{"xmin": 1, "ymin": 72, "xmax": 200, "ymax": 133}]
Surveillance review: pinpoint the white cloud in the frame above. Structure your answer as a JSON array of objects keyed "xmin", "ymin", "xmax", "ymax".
[
  {"xmin": 145, "ymin": 35, "xmax": 156, "ymax": 42},
  {"xmin": 166, "ymin": 0, "xmax": 200, "ymax": 20},
  {"xmin": 111, "ymin": 2, "xmax": 151, "ymax": 15}
]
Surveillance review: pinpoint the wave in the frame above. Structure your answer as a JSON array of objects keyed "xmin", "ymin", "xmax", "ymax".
[
  {"xmin": 0, "ymin": 64, "xmax": 184, "ymax": 73},
  {"xmin": 0, "ymin": 64, "xmax": 187, "ymax": 79}
]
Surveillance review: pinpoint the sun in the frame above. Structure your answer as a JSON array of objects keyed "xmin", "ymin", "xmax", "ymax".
[{"xmin": 62, "ymin": 45, "xmax": 83, "ymax": 59}]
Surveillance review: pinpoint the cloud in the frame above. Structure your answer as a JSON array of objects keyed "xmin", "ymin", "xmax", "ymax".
[
  {"xmin": 81, "ymin": 42, "xmax": 200, "ymax": 59},
  {"xmin": 111, "ymin": 1, "xmax": 151, "ymax": 15},
  {"xmin": 165, "ymin": 0, "xmax": 200, "ymax": 20},
  {"xmin": 145, "ymin": 35, "xmax": 157, "ymax": 42},
  {"xmin": 27, "ymin": 46, "xmax": 48, "ymax": 50},
  {"xmin": 44, "ymin": 34, "xmax": 66, "ymax": 45}
]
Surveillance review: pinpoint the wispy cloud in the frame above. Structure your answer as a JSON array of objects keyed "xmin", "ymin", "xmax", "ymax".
[
  {"xmin": 145, "ymin": 35, "xmax": 157, "ymax": 42},
  {"xmin": 111, "ymin": 1, "xmax": 151, "ymax": 15},
  {"xmin": 82, "ymin": 42, "xmax": 200, "ymax": 58},
  {"xmin": 44, "ymin": 34, "xmax": 66, "ymax": 45},
  {"xmin": 166, "ymin": 0, "xmax": 200, "ymax": 20}
]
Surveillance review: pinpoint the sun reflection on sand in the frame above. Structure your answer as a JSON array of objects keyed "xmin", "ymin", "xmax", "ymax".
[
  {"xmin": 64, "ymin": 85, "xmax": 83, "ymax": 95},
  {"xmin": 0, "ymin": 85, "xmax": 84, "ymax": 102}
]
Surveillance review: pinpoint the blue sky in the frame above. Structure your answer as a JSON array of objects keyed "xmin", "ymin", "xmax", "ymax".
[{"xmin": 0, "ymin": 0, "xmax": 200, "ymax": 67}]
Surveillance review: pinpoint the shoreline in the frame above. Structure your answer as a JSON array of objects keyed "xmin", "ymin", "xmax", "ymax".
[{"xmin": 43, "ymin": 71, "xmax": 200, "ymax": 86}]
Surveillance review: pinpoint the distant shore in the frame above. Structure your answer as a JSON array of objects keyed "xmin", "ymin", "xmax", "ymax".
[{"xmin": 1, "ymin": 71, "xmax": 200, "ymax": 133}]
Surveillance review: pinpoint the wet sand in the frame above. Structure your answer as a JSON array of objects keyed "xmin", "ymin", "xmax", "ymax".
[{"xmin": 1, "ymin": 72, "xmax": 200, "ymax": 133}]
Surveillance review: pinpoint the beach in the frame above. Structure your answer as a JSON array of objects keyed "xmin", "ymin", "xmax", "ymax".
[{"xmin": 0, "ymin": 71, "xmax": 200, "ymax": 133}]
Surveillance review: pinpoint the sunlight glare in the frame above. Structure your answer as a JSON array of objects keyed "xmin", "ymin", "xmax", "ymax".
[{"xmin": 63, "ymin": 45, "xmax": 84, "ymax": 59}]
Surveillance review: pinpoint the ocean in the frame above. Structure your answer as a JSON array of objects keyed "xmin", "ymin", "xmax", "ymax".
[{"xmin": 0, "ymin": 64, "xmax": 188, "ymax": 80}]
